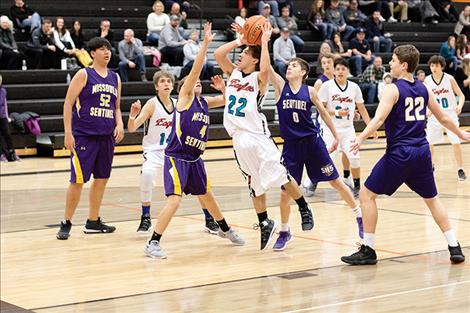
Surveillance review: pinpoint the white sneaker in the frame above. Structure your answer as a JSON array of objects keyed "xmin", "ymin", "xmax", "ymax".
[
  {"xmin": 343, "ymin": 176, "xmax": 354, "ymax": 190},
  {"xmin": 218, "ymin": 228, "xmax": 245, "ymax": 245},
  {"xmin": 144, "ymin": 240, "xmax": 167, "ymax": 259},
  {"xmin": 388, "ymin": 17, "xmax": 398, "ymax": 23}
]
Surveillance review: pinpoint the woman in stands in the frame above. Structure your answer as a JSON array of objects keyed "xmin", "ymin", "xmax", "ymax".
[
  {"xmin": 307, "ymin": 0, "xmax": 334, "ymax": 41},
  {"xmin": 53, "ymin": 17, "xmax": 91, "ymax": 68}
]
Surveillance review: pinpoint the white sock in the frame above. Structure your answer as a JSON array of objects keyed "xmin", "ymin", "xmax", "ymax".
[
  {"xmin": 281, "ymin": 223, "xmax": 289, "ymax": 232},
  {"xmin": 353, "ymin": 206, "xmax": 362, "ymax": 218},
  {"xmin": 364, "ymin": 233, "xmax": 375, "ymax": 249},
  {"xmin": 444, "ymin": 229, "xmax": 458, "ymax": 247}
]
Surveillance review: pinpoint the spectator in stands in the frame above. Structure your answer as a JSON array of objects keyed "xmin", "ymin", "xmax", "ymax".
[
  {"xmin": 0, "ymin": 15, "xmax": 22, "ymax": 70},
  {"xmin": 377, "ymin": 71, "xmax": 392, "ymax": 99},
  {"xmin": 182, "ymin": 30, "xmax": 214, "ymax": 79},
  {"xmin": 326, "ymin": 0, "xmax": 355, "ymax": 41},
  {"xmin": 164, "ymin": 0, "xmax": 190, "ymax": 14},
  {"xmin": 407, "ymin": 0, "xmax": 439, "ymax": 25},
  {"xmin": 53, "ymin": 17, "xmax": 78, "ymax": 68},
  {"xmin": 9, "ymin": 0, "xmax": 41, "ymax": 34},
  {"xmin": 359, "ymin": 56, "xmax": 385, "ymax": 104},
  {"xmin": 430, "ymin": 0, "xmax": 458, "ymax": 22},
  {"xmin": 258, "ymin": 0, "xmax": 280, "ymax": 17},
  {"xmin": 261, "ymin": 3, "xmax": 280, "ymax": 36},
  {"xmin": 416, "ymin": 69, "xmax": 426, "ymax": 82},
  {"xmin": 331, "ymin": 32, "xmax": 352, "ymax": 59},
  {"xmin": 0, "ymin": 74, "xmax": 19, "ymax": 162},
  {"xmin": 147, "ymin": 0, "xmax": 170, "ymax": 46},
  {"xmin": 440, "ymin": 34, "xmax": 460, "ymax": 72},
  {"xmin": 344, "ymin": 0, "xmax": 368, "ymax": 28},
  {"xmin": 387, "ymin": 0, "xmax": 409, "ymax": 23},
  {"xmin": 278, "ymin": 0, "xmax": 296, "ymax": 16},
  {"xmin": 71, "ymin": 20, "xmax": 85, "ymax": 49},
  {"xmin": 456, "ymin": 34, "xmax": 468, "ymax": 61},
  {"xmin": 277, "ymin": 5, "xmax": 304, "ymax": 52},
  {"xmin": 307, "ymin": 0, "xmax": 334, "ymax": 41},
  {"xmin": 454, "ymin": 5, "xmax": 470, "ymax": 38},
  {"xmin": 96, "ymin": 19, "xmax": 117, "ymax": 67},
  {"xmin": 273, "ymin": 27, "xmax": 296, "ymax": 79},
  {"xmin": 118, "ymin": 29, "xmax": 147, "ymax": 82},
  {"xmin": 170, "ymin": 2, "xmax": 188, "ymax": 30},
  {"xmin": 235, "ymin": 7, "xmax": 248, "ymax": 29},
  {"xmin": 25, "ymin": 19, "xmax": 57, "ymax": 69},
  {"xmin": 365, "ymin": 10, "xmax": 393, "ymax": 53},
  {"xmin": 350, "ymin": 27, "xmax": 374, "ymax": 76},
  {"xmin": 358, "ymin": 0, "xmax": 386, "ymax": 17},
  {"xmin": 158, "ymin": 15, "xmax": 187, "ymax": 66},
  {"xmin": 455, "ymin": 58, "xmax": 470, "ymax": 99}
]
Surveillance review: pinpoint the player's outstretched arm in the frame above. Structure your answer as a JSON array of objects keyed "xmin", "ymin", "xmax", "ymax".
[
  {"xmin": 114, "ymin": 75, "xmax": 124, "ymax": 143},
  {"xmin": 63, "ymin": 69, "xmax": 86, "ymax": 151},
  {"xmin": 269, "ymin": 65, "xmax": 284, "ymax": 101},
  {"xmin": 127, "ymin": 99, "xmax": 154, "ymax": 132},
  {"xmin": 309, "ymin": 86, "xmax": 339, "ymax": 153},
  {"xmin": 356, "ymin": 101, "xmax": 378, "ymax": 139},
  {"xmin": 207, "ymin": 75, "xmax": 226, "ymax": 108},
  {"xmin": 258, "ymin": 22, "xmax": 272, "ymax": 96},
  {"xmin": 214, "ymin": 23, "xmax": 244, "ymax": 76}
]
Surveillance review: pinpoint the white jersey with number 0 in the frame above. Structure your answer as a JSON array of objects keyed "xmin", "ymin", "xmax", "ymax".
[
  {"xmin": 224, "ymin": 69, "xmax": 269, "ymax": 136},
  {"xmin": 142, "ymin": 96, "xmax": 176, "ymax": 152},
  {"xmin": 424, "ymin": 73, "xmax": 457, "ymax": 112}
]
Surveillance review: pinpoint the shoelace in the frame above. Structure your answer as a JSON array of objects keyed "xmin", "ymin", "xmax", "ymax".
[
  {"xmin": 142, "ymin": 218, "xmax": 151, "ymax": 228},
  {"xmin": 299, "ymin": 209, "xmax": 311, "ymax": 221}
]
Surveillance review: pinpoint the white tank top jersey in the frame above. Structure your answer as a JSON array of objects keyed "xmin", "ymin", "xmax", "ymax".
[
  {"xmin": 424, "ymin": 73, "xmax": 457, "ymax": 111},
  {"xmin": 142, "ymin": 96, "xmax": 176, "ymax": 152},
  {"xmin": 223, "ymin": 68, "xmax": 269, "ymax": 137},
  {"xmin": 318, "ymin": 79, "xmax": 364, "ymax": 128}
]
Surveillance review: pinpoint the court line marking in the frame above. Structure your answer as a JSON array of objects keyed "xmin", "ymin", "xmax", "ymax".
[{"xmin": 282, "ymin": 280, "xmax": 470, "ymax": 313}]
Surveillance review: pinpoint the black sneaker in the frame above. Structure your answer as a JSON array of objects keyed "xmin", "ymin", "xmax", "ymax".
[
  {"xmin": 458, "ymin": 169, "xmax": 467, "ymax": 181},
  {"xmin": 56, "ymin": 220, "xmax": 72, "ymax": 240},
  {"xmin": 83, "ymin": 217, "xmax": 116, "ymax": 234},
  {"xmin": 204, "ymin": 218, "xmax": 220, "ymax": 235},
  {"xmin": 299, "ymin": 206, "xmax": 314, "ymax": 231},
  {"xmin": 254, "ymin": 219, "xmax": 277, "ymax": 250},
  {"xmin": 353, "ymin": 186, "xmax": 360, "ymax": 198},
  {"xmin": 137, "ymin": 215, "xmax": 152, "ymax": 234},
  {"xmin": 449, "ymin": 243, "xmax": 465, "ymax": 264},
  {"xmin": 341, "ymin": 244, "xmax": 377, "ymax": 265}
]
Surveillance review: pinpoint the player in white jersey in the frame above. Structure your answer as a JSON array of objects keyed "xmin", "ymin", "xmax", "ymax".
[
  {"xmin": 424, "ymin": 55, "xmax": 466, "ymax": 181},
  {"xmin": 215, "ymin": 23, "xmax": 314, "ymax": 250},
  {"xmin": 318, "ymin": 58, "xmax": 376, "ymax": 197},
  {"xmin": 127, "ymin": 71, "xmax": 220, "ymax": 234}
]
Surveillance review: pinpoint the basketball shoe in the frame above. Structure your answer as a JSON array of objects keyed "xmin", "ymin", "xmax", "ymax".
[
  {"xmin": 137, "ymin": 215, "xmax": 152, "ymax": 233},
  {"xmin": 305, "ymin": 181, "xmax": 317, "ymax": 197},
  {"xmin": 341, "ymin": 244, "xmax": 377, "ymax": 265},
  {"xmin": 217, "ymin": 228, "xmax": 245, "ymax": 245},
  {"xmin": 145, "ymin": 240, "xmax": 167, "ymax": 259},
  {"xmin": 204, "ymin": 218, "xmax": 220, "ymax": 234},
  {"xmin": 56, "ymin": 220, "xmax": 72, "ymax": 240},
  {"xmin": 299, "ymin": 205, "xmax": 314, "ymax": 231},
  {"xmin": 273, "ymin": 230, "xmax": 292, "ymax": 251},
  {"xmin": 255, "ymin": 219, "xmax": 277, "ymax": 250},
  {"xmin": 458, "ymin": 169, "xmax": 467, "ymax": 181},
  {"xmin": 83, "ymin": 217, "xmax": 116, "ymax": 233},
  {"xmin": 449, "ymin": 243, "xmax": 465, "ymax": 264}
]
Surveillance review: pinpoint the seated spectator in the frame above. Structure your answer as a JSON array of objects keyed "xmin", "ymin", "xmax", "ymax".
[
  {"xmin": 147, "ymin": 0, "xmax": 170, "ymax": 46},
  {"xmin": 261, "ymin": 3, "xmax": 280, "ymax": 35},
  {"xmin": 456, "ymin": 34, "xmax": 468, "ymax": 61},
  {"xmin": 53, "ymin": 17, "xmax": 81, "ymax": 69},
  {"xmin": 307, "ymin": 0, "xmax": 334, "ymax": 41},
  {"xmin": 440, "ymin": 35, "xmax": 460, "ymax": 72},
  {"xmin": 258, "ymin": 0, "xmax": 280, "ymax": 17},
  {"xmin": 278, "ymin": 0, "xmax": 296, "ymax": 15},
  {"xmin": 277, "ymin": 5, "xmax": 304, "ymax": 52},
  {"xmin": 273, "ymin": 28, "xmax": 296, "ymax": 79},
  {"xmin": 169, "ymin": 2, "xmax": 189, "ymax": 39},
  {"xmin": 454, "ymin": 5, "xmax": 470, "ymax": 38},
  {"xmin": 430, "ymin": 0, "xmax": 458, "ymax": 23},
  {"xmin": 118, "ymin": 29, "xmax": 147, "ymax": 82},
  {"xmin": 358, "ymin": 56, "xmax": 385, "ymax": 104},
  {"xmin": 96, "ymin": 19, "xmax": 115, "ymax": 47},
  {"xmin": 350, "ymin": 27, "xmax": 374, "ymax": 76},
  {"xmin": 365, "ymin": 10, "xmax": 393, "ymax": 53},
  {"xmin": 164, "ymin": 0, "xmax": 190, "ymax": 14},
  {"xmin": 70, "ymin": 20, "xmax": 85, "ymax": 49},
  {"xmin": 25, "ymin": 19, "xmax": 57, "ymax": 69},
  {"xmin": 326, "ymin": 0, "xmax": 355, "ymax": 41},
  {"xmin": 182, "ymin": 30, "xmax": 214, "ymax": 80},
  {"xmin": 358, "ymin": 0, "xmax": 386, "ymax": 17},
  {"xmin": 331, "ymin": 32, "xmax": 352, "ymax": 59},
  {"xmin": 408, "ymin": 0, "xmax": 439, "ymax": 25},
  {"xmin": 387, "ymin": 0, "xmax": 409, "ymax": 23},
  {"xmin": 9, "ymin": 0, "xmax": 41, "ymax": 33},
  {"xmin": 0, "ymin": 15, "xmax": 23, "ymax": 70},
  {"xmin": 235, "ymin": 7, "xmax": 248, "ymax": 29},
  {"xmin": 416, "ymin": 69, "xmax": 426, "ymax": 82},
  {"xmin": 377, "ymin": 72, "xmax": 392, "ymax": 100},
  {"xmin": 158, "ymin": 15, "xmax": 187, "ymax": 66},
  {"xmin": 455, "ymin": 58, "xmax": 470, "ymax": 98},
  {"xmin": 344, "ymin": 0, "xmax": 368, "ymax": 28},
  {"xmin": 0, "ymin": 74, "xmax": 19, "ymax": 162}
]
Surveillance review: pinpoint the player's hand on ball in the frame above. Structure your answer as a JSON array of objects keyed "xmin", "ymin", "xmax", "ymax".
[
  {"xmin": 130, "ymin": 100, "xmax": 141, "ymax": 117},
  {"xmin": 210, "ymin": 75, "xmax": 225, "ymax": 92},
  {"xmin": 64, "ymin": 132, "xmax": 75, "ymax": 151},
  {"xmin": 261, "ymin": 22, "xmax": 272, "ymax": 45},
  {"xmin": 231, "ymin": 23, "xmax": 247, "ymax": 45},
  {"xmin": 114, "ymin": 125, "xmax": 125, "ymax": 143},
  {"xmin": 350, "ymin": 137, "xmax": 362, "ymax": 155},
  {"xmin": 203, "ymin": 22, "xmax": 215, "ymax": 43}
]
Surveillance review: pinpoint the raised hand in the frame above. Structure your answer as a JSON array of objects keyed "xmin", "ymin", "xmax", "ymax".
[
  {"xmin": 130, "ymin": 100, "xmax": 141, "ymax": 117},
  {"xmin": 210, "ymin": 75, "xmax": 225, "ymax": 92},
  {"xmin": 350, "ymin": 137, "xmax": 362, "ymax": 155},
  {"xmin": 261, "ymin": 22, "xmax": 273, "ymax": 45},
  {"xmin": 231, "ymin": 23, "xmax": 247, "ymax": 45},
  {"xmin": 203, "ymin": 22, "xmax": 215, "ymax": 43}
]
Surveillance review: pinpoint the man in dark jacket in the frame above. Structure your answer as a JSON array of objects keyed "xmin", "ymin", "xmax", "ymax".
[
  {"xmin": 25, "ymin": 19, "xmax": 57, "ymax": 69},
  {"xmin": 0, "ymin": 16, "xmax": 23, "ymax": 69},
  {"xmin": 365, "ymin": 11, "xmax": 393, "ymax": 53},
  {"xmin": 9, "ymin": 0, "xmax": 41, "ymax": 33}
]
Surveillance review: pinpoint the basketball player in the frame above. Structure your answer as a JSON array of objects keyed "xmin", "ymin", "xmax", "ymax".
[
  {"xmin": 269, "ymin": 57, "xmax": 363, "ymax": 251},
  {"xmin": 144, "ymin": 23, "xmax": 245, "ymax": 259},
  {"xmin": 318, "ymin": 58, "xmax": 376, "ymax": 198},
  {"xmin": 127, "ymin": 71, "xmax": 221, "ymax": 234},
  {"xmin": 425, "ymin": 55, "xmax": 466, "ymax": 181},
  {"xmin": 214, "ymin": 23, "xmax": 314, "ymax": 251},
  {"xmin": 342, "ymin": 45, "xmax": 468, "ymax": 265},
  {"xmin": 56, "ymin": 37, "xmax": 124, "ymax": 240}
]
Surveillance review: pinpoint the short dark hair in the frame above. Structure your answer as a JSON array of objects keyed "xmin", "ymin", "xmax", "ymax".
[
  {"xmin": 288, "ymin": 57, "xmax": 310, "ymax": 83},
  {"xmin": 394, "ymin": 44, "xmax": 420, "ymax": 73},
  {"xmin": 43, "ymin": 19, "xmax": 52, "ymax": 25},
  {"xmin": 246, "ymin": 45, "xmax": 261, "ymax": 71},
  {"xmin": 87, "ymin": 37, "xmax": 112, "ymax": 51},
  {"xmin": 334, "ymin": 57, "xmax": 349, "ymax": 69},
  {"xmin": 427, "ymin": 55, "xmax": 446, "ymax": 68}
]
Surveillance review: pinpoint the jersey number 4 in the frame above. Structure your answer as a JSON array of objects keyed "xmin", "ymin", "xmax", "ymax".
[
  {"xmin": 228, "ymin": 95, "xmax": 247, "ymax": 117},
  {"xmin": 404, "ymin": 97, "xmax": 425, "ymax": 122}
]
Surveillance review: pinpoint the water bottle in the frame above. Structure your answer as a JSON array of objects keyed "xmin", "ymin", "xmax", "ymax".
[
  {"xmin": 66, "ymin": 73, "xmax": 71, "ymax": 85},
  {"xmin": 21, "ymin": 59, "xmax": 27, "ymax": 71}
]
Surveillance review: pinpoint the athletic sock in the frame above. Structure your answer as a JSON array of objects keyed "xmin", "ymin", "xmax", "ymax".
[
  {"xmin": 444, "ymin": 229, "xmax": 458, "ymax": 247},
  {"xmin": 281, "ymin": 223, "xmax": 289, "ymax": 232},
  {"xmin": 202, "ymin": 208, "xmax": 212, "ymax": 220},
  {"xmin": 295, "ymin": 196, "xmax": 308, "ymax": 209},
  {"xmin": 343, "ymin": 170, "xmax": 350, "ymax": 179},
  {"xmin": 216, "ymin": 218, "xmax": 230, "ymax": 232},
  {"xmin": 150, "ymin": 232, "xmax": 162, "ymax": 243},
  {"xmin": 353, "ymin": 178, "xmax": 360, "ymax": 189},
  {"xmin": 353, "ymin": 206, "xmax": 362, "ymax": 218},
  {"xmin": 142, "ymin": 205, "xmax": 150, "ymax": 217},
  {"xmin": 364, "ymin": 233, "xmax": 375, "ymax": 249},
  {"xmin": 257, "ymin": 211, "xmax": 268, "ymax": 223}
]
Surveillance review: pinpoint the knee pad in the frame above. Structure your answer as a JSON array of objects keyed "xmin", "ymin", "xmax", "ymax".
[
  {"xmin": 349, "ymin": 157, "xmax": 360, "ymax": 169},
  {"xmin": 140, "ymin": 170, "xmax": 155, "ymax": 202}
]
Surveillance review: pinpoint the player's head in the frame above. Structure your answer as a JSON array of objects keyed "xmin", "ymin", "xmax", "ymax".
[
  {"xmin": 390, "ymin": 45, "xmax": 419, "ymax": 77},
  {"xmin": 416, "ymin": 69, "xmax": 425, "ymax": 82},
  {"xmin": 177, "ymin": 76, "xmax": 202, "ymax": 97},
  {"xmin": 334, "ymin": 58, "xmax": 349, "ymax": 80},
  {"xmin": 237, "ymin": 45, "xmax": 261, "ymax": 72},
  {"xmin": 320, "ymin": 53, "xmax": 334, "ymax": 73},
  {"xmin": 286, "ymin": 57, "xmax": 310, "ymax": 83},
  {"xmin": 427, "ymin": 55, "xmax": 445, "ymax": 74},
  {"xmin": 87, "ymin": 37, "xmax": 112, "ymax": 64},
  {"xmin": 153, "ymin": 71, "xmax": 175, "ymax": 96}
]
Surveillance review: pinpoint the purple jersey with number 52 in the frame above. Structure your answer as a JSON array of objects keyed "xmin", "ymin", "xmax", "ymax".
[{"xmin": 385, "ymin": 79, "xmax": 429, "ymax": 148}]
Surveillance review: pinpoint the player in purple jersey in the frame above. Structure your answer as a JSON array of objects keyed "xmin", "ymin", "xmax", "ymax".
[
  {"xmin": 56, "ymin": 37, "xmax": 125, "ymax": 240},
  {"xmin": 269, "ymin": 57, "xmax": 364, "ymax": 251},
  {"xmin": 342, "ymin": 45, "xmax": 470, "ymax": 265},
  {"xmin": 144, "ymin": 23, "xmax": 245, "ymax": 259}
]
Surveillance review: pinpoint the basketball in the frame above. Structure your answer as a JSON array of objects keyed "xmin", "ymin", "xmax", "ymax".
[{"xmin": 243, "ymin": 15, "xmax": 267, "ymax": 46}]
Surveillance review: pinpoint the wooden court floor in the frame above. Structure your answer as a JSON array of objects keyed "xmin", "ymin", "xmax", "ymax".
[{"xmin": 1, "ymin": 142, "xmax": 469, "ymax": 312}]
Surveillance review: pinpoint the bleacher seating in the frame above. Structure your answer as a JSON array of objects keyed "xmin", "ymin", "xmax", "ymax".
[{"xmin": 1, "ymin": 0, "xmax": 469, "ymax": 156}]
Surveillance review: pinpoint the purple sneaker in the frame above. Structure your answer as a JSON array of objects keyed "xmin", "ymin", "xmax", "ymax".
[
  {"xmin": 0, "ymin": 154, "xmax": 7, "ymax": 162},
  {"xmin": 356, "ymin": 217, "xmax": 364, "ymax": 239},
  {"xmin": 273, "ymin": 230, "xmax": 292, "ymax": 251}
]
